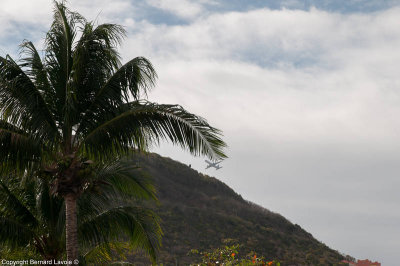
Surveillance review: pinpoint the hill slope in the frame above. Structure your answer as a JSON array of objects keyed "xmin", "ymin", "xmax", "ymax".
[{"xmin": 133, "ymin": 153, "xmax": 345, "ymax": 265}]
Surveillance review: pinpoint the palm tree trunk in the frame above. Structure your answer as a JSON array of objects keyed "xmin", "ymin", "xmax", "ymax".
[{"xmin": 65, "ymin": 194, "xmax": 78, "ymax": 262}]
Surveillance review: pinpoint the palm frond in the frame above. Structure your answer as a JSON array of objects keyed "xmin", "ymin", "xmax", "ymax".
[
  {"xmin": 77, "ymin": 159, "xmax": 161, "ymax": 262},
  {"xmin": 19, "ymin": 41, "xmax": 51, "ymax": 95},
  {"xmin": 80, "ymin": 101, "xmax": 227, "ymax": 160},
  {"xmin": 0, "ymin": 217, "xmax": 36, "ymax": 249},
  {"xmin": 0, "ymin": 175, "xmax": 39, "ymax": 228},
  {"xmin": 0, "ymin": 56, "xmax": 58, "ymax": 141},
  {"xmin": 78, "ymin": 205, "xmax": 161, "ymax": 263},
  {"xmin": 35, "ymin": 178, "xmax": 64, "ymax": 232},
  {"xmin": 75, "ymin": 57, "xmax": 157, "ymax": 142},
  {"xmin": 0, "ymin": 120, "xmax": 44, "ymax": 171},
  {"xmin": 0, "ymin": 173, "xmax": 65, "ymax": 258},
  {"xmin": 86, "ymin": 160, "xmax": 157, "ymax": 201},
  {"xmin": 19, "ymin": 41, "xmax": 57, "ymax": 118},
  {"xmin": 70, "ymin": 22, "xmax": 125, "ymax": 126},
  {"xmin": 95, "ymin": 56, "xmax": 156, "ymax": 102},
  {"xmin": 81, "ymin": 241, "xmax": 132, "ymax": 265}
]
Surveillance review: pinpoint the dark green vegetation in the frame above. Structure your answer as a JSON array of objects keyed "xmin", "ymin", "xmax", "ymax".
[
  {"xmin": 0, "ymin": 1, "xmax": 226, "ymax": 262},
  {"xmin": 0, "ymin": 161, "xmax": 161, "ymax": 264},
  {"xmin": 132, "ymin": 153, "xmax": 345, "ymax": 265}
]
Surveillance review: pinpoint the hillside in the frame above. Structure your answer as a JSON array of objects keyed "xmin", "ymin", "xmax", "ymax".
[{"xmin": 132, "ymin": 153, "xmax": 345, "ymax": 265}]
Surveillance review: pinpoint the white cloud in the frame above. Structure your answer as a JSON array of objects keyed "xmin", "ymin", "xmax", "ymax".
[
  {"xmin": 122, "ymin": 7, "xmax": 400, "ymax": 71},
  {"xmin": 69, "ymin": 0, "xmax": 135, "ymax": 24},
  {"xmin": 0, "ymin": 0, "xmax": 52, "ymax": 25},
  {"xmin": 121, "ymin": 7, "xmax": 400, "ymax": 145}
]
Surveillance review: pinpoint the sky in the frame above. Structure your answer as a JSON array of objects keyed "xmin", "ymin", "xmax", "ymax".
[{"xmin": 1, "ymin": 0, "xmax": 400, "ymax": 264}]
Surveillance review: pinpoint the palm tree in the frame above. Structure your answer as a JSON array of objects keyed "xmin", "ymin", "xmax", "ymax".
[
  {"xmin": 0, "ymin": 160, "xmax": 161, "ymax": 264},
  {"xmin": 0, "ymin": 0, "xmax": 226, "ymax": 262}
]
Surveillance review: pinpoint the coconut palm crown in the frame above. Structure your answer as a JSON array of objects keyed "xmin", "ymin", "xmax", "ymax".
[{"xmin": 0, "ymin": 1, "xmax": 226, "ymax": 262}]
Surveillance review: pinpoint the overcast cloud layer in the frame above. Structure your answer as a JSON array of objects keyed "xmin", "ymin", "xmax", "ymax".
[{"xmin": 1, "ymin": 1, "xmax": 400, "ymax": 265}]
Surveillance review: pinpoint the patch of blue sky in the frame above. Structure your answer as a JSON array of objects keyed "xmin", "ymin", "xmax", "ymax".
[
  {"xmin": 135, "ymin": 8, "xmax": 189, "ymax": 25},
  {"xmin": 234, "ymin": 48, "xmax": 323, "ymax": 70},
  {"xmin": 127, "ymin": 1, "xmax": 190, "ymax": 25},
  {"xmin": 206, "ymin": 0, "xmax": 400, "ymax": 14},
  {"xmin": 136, "ymin": 0, "xmax": 400, "ymax": 27}
]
